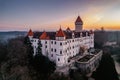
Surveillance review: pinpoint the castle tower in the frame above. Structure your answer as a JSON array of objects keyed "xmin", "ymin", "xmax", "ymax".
[
  {"xmin": 55, "ymin": 28, "xmax": 66, "ymax": 40},
  {"xmin": 40, "ymin": 31, "xmax": 49, "ymax": 40},
  {"xmin": 27, "ymin": 29, "xmax": 34, "ymax": 40},
  {"xmin": 39, "ymin": 31, "xmax": 50, "ymax": 56},
  {"xmin": 75, "ymin": 16, "xmax": 83, "ymax": 32}
]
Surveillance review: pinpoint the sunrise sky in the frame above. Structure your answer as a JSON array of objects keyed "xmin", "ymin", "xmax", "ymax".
[{"xmin": 0, "ymin": 0, "xmax": 120, "ymax": 31}]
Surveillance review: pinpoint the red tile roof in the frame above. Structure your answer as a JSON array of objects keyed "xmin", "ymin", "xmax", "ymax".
[
  {"xmin": 75, "ymin": 16, "xmax": 83, "ymax": 23},
  {"xmin": 40, "ymin": 31, "xmax": 50, "ymax": 40},
  {"xmin": 66, "ymin": 27, "xmax": 71, "ymax": 31},
  {"xmin": 27, "ymin": 29, "xmax": 34, "ymax": 36},
  {"xmin": 56, "ymin": 28, "xmax": 66, "ymax": 37}
]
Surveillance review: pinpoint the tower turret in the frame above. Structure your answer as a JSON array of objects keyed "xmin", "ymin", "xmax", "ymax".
[
  {"xmin": 27, "ymin": 29, "xmax": 34, "ymax": 40},
  {"xmin": 56, "ymin": 28, "xmax": 66, "ymax": 40},
  {"xmin": 39, "ymin": 31, "xmax": 49, "ymax": 40},
  {"xmin": 75, "ymin": 16, "xmax": 83, "ymax": 32}
]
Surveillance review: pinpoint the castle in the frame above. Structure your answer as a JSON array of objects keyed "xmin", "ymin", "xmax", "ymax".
[{"xmin": 27, "ymin": 16, "xmax": 102, "ymax": 74}]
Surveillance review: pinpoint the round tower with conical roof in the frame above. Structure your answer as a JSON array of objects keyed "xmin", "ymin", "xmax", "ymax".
[
  {"xmin": 75, "ymin": 16, "xmax": 83, "ymax": 32},
  {"xmin": 27, "ymin": 29, "xmax": 34, "ymax": 40}
]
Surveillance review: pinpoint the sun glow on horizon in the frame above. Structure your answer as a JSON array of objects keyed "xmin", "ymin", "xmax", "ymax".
[{"xmin": 0, "ymin": 0, "xmax": 120, "ymax": 31}]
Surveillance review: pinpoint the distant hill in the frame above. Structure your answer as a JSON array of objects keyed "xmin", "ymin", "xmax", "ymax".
[
  {"xmin": 94, "ymin": 30, "xmax": 120, "ymax": 47},
  {"xmin": 0, "ymin": 31, "xmax": 27, "ymax": 43}
]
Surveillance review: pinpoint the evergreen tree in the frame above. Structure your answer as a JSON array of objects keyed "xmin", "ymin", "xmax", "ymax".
[
  {"xmin": 37, "ymin": 40, "xmax": 42, "ymax": 55},
  {"xmin": 24, "ymin": 36, "xmax": 32, "ymax": 46},
  {"xmin": 0, "ymin": 42, "xmax": 7, "ymax": 65},
  {"xmin": 24, "ymin": 36, "xmax": 34, "ymax": 64},
  {"xmin": 92, "ymin": 53, "xmax": 119, "ymax": 80}
]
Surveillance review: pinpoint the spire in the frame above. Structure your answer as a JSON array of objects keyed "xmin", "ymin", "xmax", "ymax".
[
  {"xmin": 27, "ymin": 29, "xmax": 34, "ymax": 36},
  {"xmin": 40, "ymin": 31, "xmax": 49, "ymax": 40},
  {"xmin": 56, "ymin": 28, "xmax": 66, "ymax": 37},
  {"xmin": 75, "ymin": 16, "xmax": 83, "ymax": 24}
]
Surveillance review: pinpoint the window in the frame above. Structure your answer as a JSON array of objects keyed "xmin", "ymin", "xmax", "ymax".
[
  {"xmin": 67, "ymin": 41, "xmax": 69, "ymax": 43},
  {"xmin": 51, "ymin": 48, "xmax": 53, "ymax": 51},
  {"xmin": 45, "ymin": 45, "xmax": 47, "ymax": 48},
  {"xmin": 55, "ymin": 41, "xmax": 56, "ymax": 44},
  {"xmin": 60, "ymin": 51, "xmax": 62, "ymax": 54},
  {"xmin": 51, "ymin": 54, "xmax": 53, "ymax": 57},
  {"xmin": 45, "ymin": 41, "xmax": 47, "ymax": 44},
  {"xmin": 31, "ymin": 40, "xmax": 34, "ymax": 42},
  {"xmin": 41, "ymin": 44, "xmax": 42, "ymax": 47},
  {"xmin": 67, "ymin": 47, "xmax": 69, "ymax": 50},
  {"xmin": 72, "ymin": 40, "xmax": 74, "ymax": 42},
  {"xmin": 60, "ymin": 43, "xmax": 62, "ymax": 46},
  {"xmin": 58, "ymin": 58, "xmax": 60, "ymax": 61},
  {"xmin": 73, "ymin": 46, "xmax": 74, "ymax": 49},
  {"xmin": 68, "ymin": 47, "xmax": 69, "ymax": 50},
  {"xmin": 68, "ymin": 59, "xmax": 70, "ymax": 63},
  {"xmin": 54, "ymin": 49, "xmax": 56, "ymax": 52},
  {"xmin": 38, "ymin": 41, "xmax": 40, "ymax": 44},
  {"xmin": 66, "ymin": 42, "xmax": 67, "ymax": 44}
]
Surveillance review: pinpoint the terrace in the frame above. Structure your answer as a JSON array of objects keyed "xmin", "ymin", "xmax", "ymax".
[
  {"xmin": 78, "ymin": 55, "xmax": 94, "ymax": 62},
  {"xmin": 74, "ymin": 49, "xmax": 102, "ymax": 74}
]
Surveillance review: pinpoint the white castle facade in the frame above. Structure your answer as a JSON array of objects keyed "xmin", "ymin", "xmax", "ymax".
[{"xmin": 27, "ymin": 16, "xmax": 98, "ymax": 68}]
